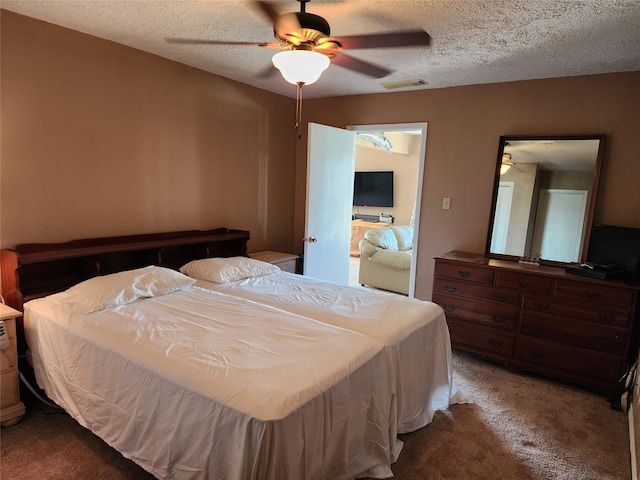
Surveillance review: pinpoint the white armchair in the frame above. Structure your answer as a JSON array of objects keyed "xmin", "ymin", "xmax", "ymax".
[{"xmin": 358, "ymin": 225, "xmax": 413, "ymax": 295}]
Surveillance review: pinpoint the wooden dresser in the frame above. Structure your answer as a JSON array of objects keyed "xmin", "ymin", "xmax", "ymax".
[{"xmin": 433, "ymin": 251, "xmax": 640, "ymax": 398}]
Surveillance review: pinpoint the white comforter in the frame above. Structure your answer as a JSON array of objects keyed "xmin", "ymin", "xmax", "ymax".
[
  {"xmin": 193, "ymin": 271, "xmax": 469, "ymax": 433},
  {"xmin": 25, "ymin": 287, "xmax": 400, "ymax": 479}
]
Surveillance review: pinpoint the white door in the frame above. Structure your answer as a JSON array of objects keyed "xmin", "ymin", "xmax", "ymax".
[
  {"xmin": 490, "ymin": 182, "xmax": 514, "ymax": 254},
  {"xmin": 531, "ymin": 189, "xmax": 588, "ymax": 262},
  {"xmin": 304, "ymin": 123, "xmax": 356, "ymax": 283}
]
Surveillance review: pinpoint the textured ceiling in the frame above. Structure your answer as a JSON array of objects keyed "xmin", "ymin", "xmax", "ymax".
[{"xmin": 2, "ymin": 0, "xmax": 639, "ymax": 99}]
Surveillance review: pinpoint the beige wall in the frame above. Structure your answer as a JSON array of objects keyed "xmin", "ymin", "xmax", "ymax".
[
  {"xmin": 1, "ymin": 11, "xmax": 297, "ymax": 253},
  {"xmin": 299, "ymin": 71, "xmax": 640, "ymax": 300}
]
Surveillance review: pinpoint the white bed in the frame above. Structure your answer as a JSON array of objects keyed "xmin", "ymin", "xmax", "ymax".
[
  {"xmin": 24, "ymin": 266, "xmax": 401, "ymax": 480},
  {"xmin": 180, "ymin": 257, "xmax": 469, "ymax": 433},
  {"xmin": 6, "ymin": 228, "xmax": 469, "ymax": 480}
]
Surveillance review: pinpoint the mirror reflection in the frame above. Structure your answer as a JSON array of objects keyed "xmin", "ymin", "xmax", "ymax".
[{"xmin": 487, "ymin": 135, "xmax": 605, "ymax": 264}]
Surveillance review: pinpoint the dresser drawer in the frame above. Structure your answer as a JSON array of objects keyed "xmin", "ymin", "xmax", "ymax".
[
  {"xmin": 1, "ymin": 319, "xmax": 16, "ymax": 339},
  {"xmin": 516, "ymin": 336, "xmax": 622, "ymax": 383},
  {"xmin": 554, "ymin": 279, "xmax": 634, "ymax": 309},
  {"xmin": 448, "ymin": 319, "xmax": 514, "ymax": 356},
  {"xmin": 433, "ymin": 293, "xmax": 518, "ymax": 331},
  {"xmin": 435, "ymin": 262, "xmax": 494, "ymax": 284},
  {"xmin": 495, "ymin": 271, "xmax": 552, "ymax": 294},
  {"xmin": 520, "ymin": 312, "xmax": 627, "ymax": 355},
  {"xmin": 0, "ymin": 371, "xmax": 19, "ymax": 407},
  {"xmin": 274, "ymin": 259, "xmax": 297, "ymax": 273},
  {"xmin": 0, "ymin": 319, "xmax": 17, "ymax": 374},
  {"xmin": 433, "ymin": 278, "xmax": 519, "ymax": 306},
  {"xmin": 522, "ymin": 294, "xmax": 630, "ymax": 327},
  {"xmin": 0, "ymin": 342, "xmax": 17, "ymax": 374}
]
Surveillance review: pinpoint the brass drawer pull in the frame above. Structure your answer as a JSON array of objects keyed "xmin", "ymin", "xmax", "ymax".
[
  {"xmin": 492, "ymin": 316, "xmax": 505, "ymax": 324},
  {"xmin": 458, "ymin": 271, "xmax": 470, "ymax": 278},
  {"xmin": 490, "ymin": 339, "xmax": 503, "ymax": 348},
  {"xmin": 596, "ymin": 312, "xmax": 613, "ymax": 321},
  {"xmin": 590, "ymin": 362, "xmax": 605, "ymax": 373},
  {"xmin": 586, "ymin": 291, "xmax": 599, "ymax": 300},
  {"xmin": 445, "ymin": 285, "xmax": 458, "ymax": 293},
  {"xmin": 533, "ymin": 324, "xmax": 546, "ymax": 333},
  {"xmin": 530, "ymin": 349, "xmax": 544, "ymax": 358},
  {"xmin": 494, "ymin": 294, "xmax": 506, "ymax": 302},
  {"xmin": 535, "ymin": 302, "xmax": 550, "ymax": 311},
  {"xmin": 519, "ymin": 280, "xmax": 529, "ymax": 288},
  {"xmin": 443, "ymin": 304, "xmax": 456, "ymax": 312}
]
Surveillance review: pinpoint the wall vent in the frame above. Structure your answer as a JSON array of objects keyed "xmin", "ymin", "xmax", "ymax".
[{"xmin": 381, "ymin": 79, "xmax": 427, "ymax": 90}]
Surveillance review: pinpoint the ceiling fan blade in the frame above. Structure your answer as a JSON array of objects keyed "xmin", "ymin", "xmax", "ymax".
[
  {"xmin": 252, "ymin": 1, "xmax": 301, "ymax": 40},
  {"xmin": 252, "ymin": 1, "xmax": 281, "ymax": 24},
  {"xmin": 165, "ymin": 38, "xmax": 284, "ymax": 48},
  {"xmin": 331, "ymin": 53, "xmax": 392, "ymax": 79},
  {"xmin": 331, "ymin": 29, "xmax": 432, "ymax": 50}
]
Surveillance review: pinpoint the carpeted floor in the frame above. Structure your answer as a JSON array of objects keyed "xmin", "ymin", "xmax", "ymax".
[
  {"xmin": 1, "ymin": 352, "xmax": 631, "ymax": 479},
  {"xmin": 392, "ymin": 352, "xmax": 630, "ymax": 480}
]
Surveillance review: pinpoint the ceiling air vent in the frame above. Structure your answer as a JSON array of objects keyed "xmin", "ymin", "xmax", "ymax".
[{"xmin": 381, "ymin": 79, "xmax": 427, "ymax": 90}]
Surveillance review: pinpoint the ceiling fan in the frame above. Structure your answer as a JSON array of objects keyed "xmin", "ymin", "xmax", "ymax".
[
  {"xmin": 166, "ymin": 0, "xmax": 432, "ymax": 83},
  {"xmin": 167, "ymin": 0, "xmax": 431, "ymax": 138}
]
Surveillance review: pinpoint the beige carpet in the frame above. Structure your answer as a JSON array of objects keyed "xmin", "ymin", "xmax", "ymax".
[
  {"xmin": 392, "ymin": 353, "xmax": 630, "ymax": 480},
  {"xmin": 1, "ymin": 352, "xmax": 630, "ymax": 479}
]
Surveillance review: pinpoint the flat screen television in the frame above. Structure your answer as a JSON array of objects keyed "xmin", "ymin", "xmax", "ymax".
[
  {"xmin": 353, "ymin": 171, "xmax": 394, "ymax": 207},
  {"xmin": 586, "ymin": 224, "xmax": 640, "ymax": 284}
]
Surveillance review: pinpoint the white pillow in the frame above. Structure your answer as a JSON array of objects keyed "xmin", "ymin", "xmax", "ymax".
[
  {"xmin": 58, "ymin": 266, "xmax": 196, "ymax": 315},
  {"xmin": 180, "ymin": 257, "xmax": 280, "ymax": 284}
]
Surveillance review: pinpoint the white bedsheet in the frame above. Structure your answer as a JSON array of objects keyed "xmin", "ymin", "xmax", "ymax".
[
  {"xmin": 194, "ymin": 271, "xmax": 470, "ymax": 432},
  {"xmin": 25, "ymin": 287, "xmax": 401, "ymax": 479}
]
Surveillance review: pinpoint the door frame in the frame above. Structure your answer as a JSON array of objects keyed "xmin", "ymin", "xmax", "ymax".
[{"xmin": 347, "ymin": 122, "xmax": 428, "ymax": 298}]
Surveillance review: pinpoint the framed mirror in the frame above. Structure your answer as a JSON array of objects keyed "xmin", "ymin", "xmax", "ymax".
[{"xmin": 486, "ymin": 135, "xmax": 605, "ymax": 265}]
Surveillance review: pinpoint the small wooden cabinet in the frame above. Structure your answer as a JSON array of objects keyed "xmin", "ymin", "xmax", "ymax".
[
  {"xmin": 1, "ymin": 303, "xmax": 25, "ymax": 427},
  {"xmin": 250, "ymin": 251, "xmax": 299, "ymax": 273},
  {"xmin": 433, "ymin": 251, "xmax": 640, "ymax": 398}
]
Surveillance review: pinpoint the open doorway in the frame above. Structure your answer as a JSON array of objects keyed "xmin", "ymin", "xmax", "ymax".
[{"xmin": 347, "ymin": 123, "xmax": 428, "ymax": 297}]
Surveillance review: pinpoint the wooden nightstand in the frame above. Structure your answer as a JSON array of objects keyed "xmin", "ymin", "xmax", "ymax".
[
  {"xmin": 1, "ymin": 303, "xmax": 25, "ymax": 427},
  {"xmin": 250, "ymin": 251, "xmax": 299, "ymax": 274}
]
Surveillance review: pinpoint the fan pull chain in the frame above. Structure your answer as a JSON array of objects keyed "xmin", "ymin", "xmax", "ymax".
[{"xmin": 296, "ymin": 81, "xmax": 304, "ymax": 139}]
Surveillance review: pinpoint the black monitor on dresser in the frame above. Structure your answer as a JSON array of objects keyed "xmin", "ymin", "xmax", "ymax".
[{"xmin": 587, "ymin": 224, "xmax": 640, "ymax": 285}]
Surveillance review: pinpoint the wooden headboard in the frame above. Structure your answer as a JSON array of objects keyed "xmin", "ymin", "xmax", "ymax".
[{"xmin": 1, "ymin": 227, "xmax": 250, "ymax": 312}]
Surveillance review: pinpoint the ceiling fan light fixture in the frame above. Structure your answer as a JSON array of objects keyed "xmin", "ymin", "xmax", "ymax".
[{"xmin": 272, "ymin": 50, "xmax": 330, "ymax": 85}]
